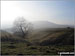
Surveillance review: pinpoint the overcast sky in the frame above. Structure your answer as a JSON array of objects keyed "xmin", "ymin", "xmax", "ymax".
[{"xmin": 1, "ymin": 0, "xmax": 75, "ymax": 29}]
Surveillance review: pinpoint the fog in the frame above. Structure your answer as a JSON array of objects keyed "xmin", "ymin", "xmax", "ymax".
[{"xmin": 1, "ymin": 1, "xmax": 74, "ymax": 29}]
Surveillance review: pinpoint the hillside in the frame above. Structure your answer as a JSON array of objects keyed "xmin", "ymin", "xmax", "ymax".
[
  {"xmin": 1, "ymin": 28, "xmax": 74, "ymax": 45},
  {"xmin": 27, "ymin": 28, "xmax": 74, "ymax": 45},
  {"xmin": 1, "ymin": 30, "xmax": 30, "ymax": 44},
  {"xmin": 1, "ymin": 28, "xmax": 74, "ymax": 55}
]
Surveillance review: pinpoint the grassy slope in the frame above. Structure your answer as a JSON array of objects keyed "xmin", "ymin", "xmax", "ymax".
[{"xmin": 27, "ymin": 28, "xmax": 74, "ymax": 45}]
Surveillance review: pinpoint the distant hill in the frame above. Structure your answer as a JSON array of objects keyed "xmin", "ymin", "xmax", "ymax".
[
  {"xmin": 2, "ymin": 21, "xmax": 74, "ymax": 33},
  {"xmin": 32, "ymin": 21, "xmax": 72, "ymax": 29},
  {"xmin": 2, "ymin": 28, "xmax": 14, "ymax": 33}
]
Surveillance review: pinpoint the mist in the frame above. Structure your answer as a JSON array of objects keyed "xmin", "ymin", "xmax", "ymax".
[{"xmin": 1, "ymin": 1, "xmax": 74, "ymax": 29}]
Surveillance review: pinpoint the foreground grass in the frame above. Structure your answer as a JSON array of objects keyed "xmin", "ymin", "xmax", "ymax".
[{"xmin": 1, "ymin": 42, "xmax": 74, "ymax": 55}]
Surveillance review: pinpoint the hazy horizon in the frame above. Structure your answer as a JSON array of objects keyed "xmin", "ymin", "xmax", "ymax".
[{"xmin": 1, "ymin": 1, "xmax": 75, "ymax": 29}]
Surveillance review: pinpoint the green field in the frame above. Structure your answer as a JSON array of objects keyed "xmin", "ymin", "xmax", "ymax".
[{"xmin": 1, "ymin": 42, "xmax": 74, "ymax": 55}]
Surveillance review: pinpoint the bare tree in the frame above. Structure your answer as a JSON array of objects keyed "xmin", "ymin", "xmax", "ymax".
[{"xmin": 13, "ymin": 17, "xmax": 33, "ymax": 38}]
